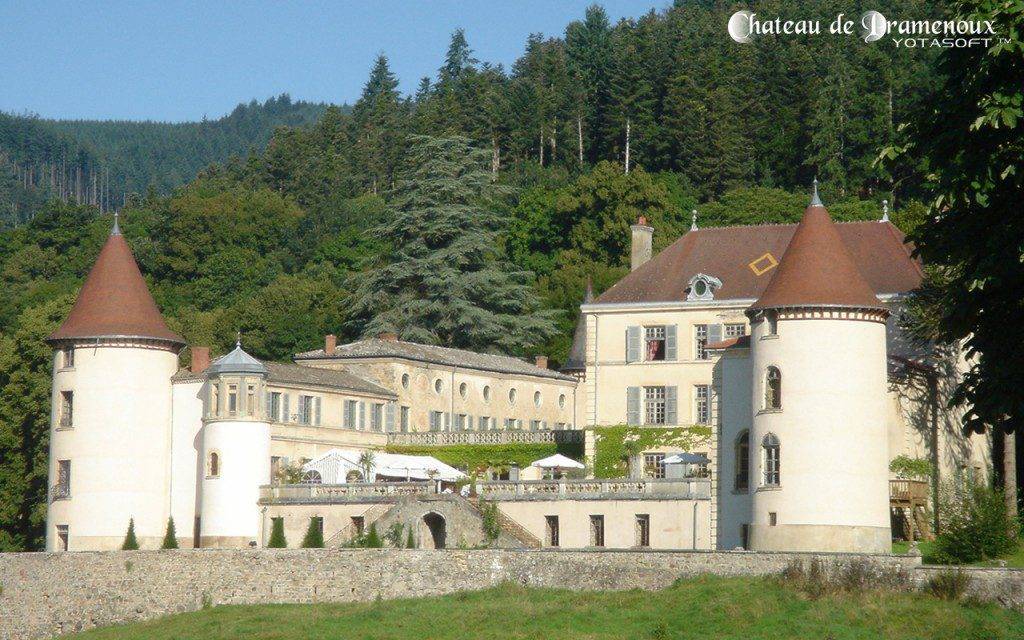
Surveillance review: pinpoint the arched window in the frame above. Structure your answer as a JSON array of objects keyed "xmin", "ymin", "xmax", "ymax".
[
  {"xmin": 301, "ymin": 470, "xmax": 322, "ymax": 485},
  {"xmin": 207, "ymin": 451, "xmax": 220, "ymax": 478},
  {"xmin": 762, "ymin": 433, "xmax": 780, "ymax": 486},
  {"xmin": 734, "ymin": 431, "xmax": 750, "ymax": 491},
  {"xmin": 764, "ymin": 367, "xmax": 782, "ymax": 410}
]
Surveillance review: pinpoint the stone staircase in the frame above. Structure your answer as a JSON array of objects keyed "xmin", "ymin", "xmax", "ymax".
[
  {"xmin": 467, "ymin": 496, "xmax": 542, "ymax": 548},
  {"xmin": 325, "ymin": 503, "xmax": 394, "ymax": 547}
]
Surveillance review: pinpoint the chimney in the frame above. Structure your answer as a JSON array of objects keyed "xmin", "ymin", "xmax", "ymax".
[
  {"xmin": 535, "ymin": 355, "xmax": 548, "ymax": 369},
  {"xmin": 191, "ymin": 346, "xmax": 210, "ymax": 374},
  {"xmin": 325, "ymin": 334, "xmax": 337, "ymax": 355},
  {"xmin": 630, "ymin": 216, "xmax": 653, "ymax": 271},
  {"xmin": 379, "ymin": 332, "xmax": 399, "ymax": 342}
]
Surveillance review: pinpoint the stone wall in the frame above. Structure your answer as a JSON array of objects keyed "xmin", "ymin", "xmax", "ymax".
[{"xmin": 0, "ymin": 548, "xmax": 917, "ymax": 640}]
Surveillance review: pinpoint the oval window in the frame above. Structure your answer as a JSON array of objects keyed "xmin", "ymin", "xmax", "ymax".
[
  {"xmin": 483, "ymin": 386, "xmax": 491, "ymax": 402},
  {"xmin": 508, "ymin": 388, "xmax": 517, "ymax": 404},
  {"xmin": 401, "ymin": 373, "xmax": 410, "ymax": 389},
  {"xmin": 459, "ymin": 382, "xmax": 468, "ymax": 399},
  {"xmin": 534, "ymin": 391, "xmax": 542, "ymax": 407},
  {"xmin": 558, "ymin": 394, "xmax": 566, "ymax": 408},
  {"xmin": 694, "ymin": 279, "xmax": 708, "ymax": 296},
  {"xmin": 434, "ymin": 379, "xmax": 443, "ymax": 394}
]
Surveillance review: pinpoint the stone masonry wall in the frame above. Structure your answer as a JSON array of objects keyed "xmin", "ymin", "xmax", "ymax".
[{"xmin": 1, "ymin": 548, "xmax": 918, "ymax": 640}]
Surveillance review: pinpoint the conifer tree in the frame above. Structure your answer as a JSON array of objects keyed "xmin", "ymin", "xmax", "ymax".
[
  {"xmin": 352, "ymin": 54, "xmax": 405, "ymax": 194},
  {"xmin": 300, "ymin": 517, "xmax": 324, "ymax": 548},
  {"xmin": 406, "ymin": 527, "xmax": 416, "ymax": 549},
  {"xmin": 121, "ymin": 518, "xmax": 139, "ymax": 550},
  {"xmin": 160, "ymin": 516, "xmax": 178, "ymax": 549},
  {"xmin": 347, "ymin": 135, "xmax": 557, "ymax": 353},
  {"xmin": 267, "ymin": 517, "xmax": 287, "ymax": 548},
  {"xmin": 365, "ymin": 523, "xmax": 382, "ymax": 548}
]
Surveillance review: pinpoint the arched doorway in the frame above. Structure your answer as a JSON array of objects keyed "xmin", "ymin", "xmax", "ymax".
[{"xmin": 423, "ymin": 512, "xmax": 446, "ymax": 549}]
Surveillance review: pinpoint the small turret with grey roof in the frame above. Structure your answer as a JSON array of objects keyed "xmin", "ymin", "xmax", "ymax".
[{"xmin": 206, "ymin": 339, "xmax": 268, "ymax": 377}]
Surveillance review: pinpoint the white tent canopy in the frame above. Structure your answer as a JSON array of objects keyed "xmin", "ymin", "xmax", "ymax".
[
  {"xmin": 530, "ymin": 453, "xmax": 585, "ymax": 470},
  {"xmin": 301, "ymin": 449, "xmax": 465, "ymax": 484},
  {"xmin": 664, "ymin": 452, "xmax": 710, "ymax": 465}
]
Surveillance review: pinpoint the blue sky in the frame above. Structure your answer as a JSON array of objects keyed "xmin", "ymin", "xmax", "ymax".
[{"xmin": 0, "ymin": 0, "xmax": 665, "ymax": 122}]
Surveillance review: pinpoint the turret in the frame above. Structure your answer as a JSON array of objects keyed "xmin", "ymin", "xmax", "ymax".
[
  {"xmin": 45, "ymin": 217, "xmax": 185, "ymax": 551},
  {"xmin": 198, "ymin": 339, "xmax": 270, "ymax": 548},
  {"xmin": 745, "ymin": 181, "xmax": 892, "ymax": 553}
]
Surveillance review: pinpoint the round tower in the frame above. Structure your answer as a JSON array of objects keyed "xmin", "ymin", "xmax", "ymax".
[
  {"xmin": 198, "ymin": 340, "xmax": 270, "ymax": 548},
  {"xmin": 45, "ymin": 217, "xmax": 185, "ymax": 551},
  {"xmin": 746, "ymin": 184, "xmax": 891, "ymax": 553}
]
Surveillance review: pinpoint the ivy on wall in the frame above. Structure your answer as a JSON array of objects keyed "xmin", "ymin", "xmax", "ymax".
[
  {"xmin": 592, "ymin": 425, "xmax": 713, "ymax": 479},
  {"xmin": 386, "ymin": 441, "xmax": 585, "ymax": 474}
]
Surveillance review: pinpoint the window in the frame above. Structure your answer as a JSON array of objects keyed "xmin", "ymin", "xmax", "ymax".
[
  {"xmin": 765, "ymin": 311, "xmax": 778, "ymax": 336},
  {"xmin": 534, "ymin": 391, "xmax": 542, "ymax": 407},
  {"xmin": 589, "ymin": 515, "xmax": 605, "ymax": 547},
  {"xmin": 769, "ymin": 512, "xmax": 778, "ymax": 526},
  {"xmin": 694, "ymin": 324, "xmax": 709, "ymax": 360},
  {"xmin": 504, "ymin": 418, "xmax": 517, "ymax": 430},
  {"xmin": 271, "ymin": 456, "xmax": 282, "ymax": 480},
  {"xmin": 298, "ymin": 395, "xmax": 314, "ymax": 425},
  {"xmin": 344, "ymin": 400, "xmax": 358, "ymax": 429},
  {"xmin": 644, "ymin": 386, "xmax": 666, "ymax": 425},
  {"xmin": 508, "ymin": 388, "xmax": 517, "ymax": 405},
  {"xmin": 371, "ymin": 403, "xmax": 384, "ymax": 431},
  {"xmin": 725, "ymin": 323, "xmax": 746, "ymax": 338},
  {"xmin": 429, "ymin": 411, "xmax": 444, "ymax": 432},
  {"xmin": 351, "ymin": 516, "xmax": 365, "ymax": 535},
  {"xmin": 456, "ymin": 413, "xmax": 468, "ymax": 430},
  {"xmin": 479, "ymin": 416, "xmax": 491, "ymax": 430},
  {"xmin": 61, "ymin": 347, "xmax": 75, "ymax": 368},
  {"xmin": 644, "ymin": 453, "xmax": 666, "ymax": 479},
  {"xmin": 762, "ymin": 433, "xmax": 780, "ymax": 486},
  {"xmin": 207, "ymin": 451, "xmax": 220, "ymax": 478},
  {"xmin": 483, "ymin": 385, "xmax": 491, "ymax": 402},
  {"xmin": 359, "ymin": 402, "xmax": 366, "ymax": 430},
  {"xmin": 269, "ymin": 392, "xmax": 282, "ymax": 421},
  {"xmin": 694, "ymin": 384, "xmax": 710, "ymax": 425},
  {"xmin": 645, "ymin": 325, "xmax": 666, "ymax": 360},
  {"xmin": 227, "ymin": 384, "xmax": 238, "ymax": 414},
  {"xmin": 56, "ymin": 524, "xmax": 69, "ymax": 551},
  {"xmin": 302, "ymin": 470, "xmax": 322, "ymax": 484},
  {"xmin": 247, "ymin": 384, "xmax": 256, "ymax": 416},
  {"xmin": 400, "ymin": 406, "xmax": 410, "ymax": 432},
  {"xmin": 530, "ymin": 419, "xmax": 542, "ymax": 431},
  {"xmin": 735, "ymin": 431, "xmax": 750, "ymax": 491},
  {"xmin": 635, "ymin": 514, "xmax": 650, "ymax": 547},
  {"xmin": 59, "ymin": 391, "xmax": 73, "ymax": 428},
  {"xmin": 764, "ymin": 367, "xmax": 782, "ymax": 410},
  {"xmin": 434, "ymin": 379, "xmax": 443, "ymax": 394},
  {"xmin": 401, "ymin": 373, "xmax": 410, "ymax": 389},
  {"xmin": 459, "ymin": 382, "xmax": 468, "ymax": 398},
  {"xmin": 545, "ymin": 515, "xmax": 559, "ymax": 547},
  {"xmin": 211, "ymin": 385, "xmax": 220, "ymax": 416},
  {"xmin": 54, "ymin": 459, "xmax": 71, "ymax": 499},
  {"xmin": 558, "ymin": 393, "xmax": 566, "ymax": 408}
]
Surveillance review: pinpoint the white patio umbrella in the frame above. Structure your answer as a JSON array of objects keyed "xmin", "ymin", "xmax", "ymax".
[{"xmin": 530, "ymin": 453, "xmax": 585, "ymax": 471}]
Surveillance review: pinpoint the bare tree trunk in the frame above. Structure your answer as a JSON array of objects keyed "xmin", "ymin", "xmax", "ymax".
[
  {"xmin": 491, "ymin": 137, "xmax": 500, "ymax": 179},
  {"xmin": 577, "ymin": 115, "xmax": 584, "ymax": 165},
  {"xmin": 1005, "ymin": 430, "xmax": 1018, "ymax": 521},
  {"xmin": 624, "ymin": 118, "xmax": 631, "ymax": 174},
  {"xmin": 539, "ymin": 126, "xmax": 544, "ymax": 167}
]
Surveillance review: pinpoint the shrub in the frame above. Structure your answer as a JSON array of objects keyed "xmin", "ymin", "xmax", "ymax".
[
  {"xmin": 889, "ymin": 455, "xmax": 932, "ymax": 480},
  {"xmin": 780, "ymin": 558, "xmax": 912, "ymax": 599},
  {"xmin": 300, "ymin": 517, "xmax": 324, "ymax": 548},
  {"xmin": 161, "ymin": 517, "xmax": 178, "ymax": 549},
  {"xmin": 406, "ymin": 528, "xmax": 416, "ymax": 548},
  {"xmin": 926, "ymin": 570, "xmax": 973, "ymax": 600},
  {"xmin": 121, "ymin": 518, "xmax": 139, "ymax": 550},
  {"xmin": 364, "ymin": 524, "xmax": 382, "ymax": 548},
  {"xmin": 383, "ymin": 522, "xmax": 405, "ymax": 548},
  {"xmin": 267, "ymin": 517, "xmax": 287, "ymax": 548},
  {"xmin": 933, "ymin": 482, "xmax": 1019, "ymax": 564},
  {"xmin": 479, "ymin": 500, "xmax": 501, "ymax": 542}
]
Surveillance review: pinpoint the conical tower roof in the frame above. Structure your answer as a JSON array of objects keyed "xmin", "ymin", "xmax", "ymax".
[
  {"xmin": 750, "ymin": 191, "xmax": 884, "ymax": 312},
  {"xmin": 47, "ymin": 221, "xmax": 184, "ymax": 346},
  {"xmin": 561, "ymin": 278, "xmax": 594, "ymax": 373}
]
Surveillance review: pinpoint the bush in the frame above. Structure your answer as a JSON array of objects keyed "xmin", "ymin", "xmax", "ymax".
[
  {"xmin": 479, "ymin": 500, "xmax": 501, "ymax": 542},
  {"xmin": 933, "ymin": 482, "xmax": 1019, "ymax": 564},
  {"xmin": 161, "ymin": 517, "xmax": 178, "ymax": 549},
  {"xmin": 365, "ymin": 524, "xmax": 382, "ymax": 548},
  {"xmin": 267, "ymin": 517, "xmax": 287, "ymax": 548},
  {"xmin": 121, "ymin": 518, "xmax": 139, "ymax": 550},
  {"xmin": 926, "ymin": 570, "xmax": 973, "ymax": 600},
  {"xmin": 300, "ymin": 517, "xmax": 324, "ymax": 548},
  {"xmin": 406, "ymin": 528, "xmax": 416, "ymax": 548},
  {"xmin": 780, "ymin": 558, "xmax": 912, "ymax": 599},
  {"xmin": 383, "ymin": 523, "xmax": 405, "ymax": 548}
]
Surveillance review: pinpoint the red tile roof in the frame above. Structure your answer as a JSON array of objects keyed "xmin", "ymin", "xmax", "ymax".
[
  {"xmin": 594, "ymin": 219, "xmax": 921, "ymax": 304},
  {"xmin": 751, "ymin": 204, "xmax": 885, "ymax": 310},
  {"xmin": 47, "ymin": 231, "xmax": 184, "ymax": 345}
]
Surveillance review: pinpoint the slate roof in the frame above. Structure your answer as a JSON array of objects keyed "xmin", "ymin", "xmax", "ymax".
[
  {"xmin": 207, "ymin": 343, "xmax": 268, "ymax": 375},
  {"xmin": 594, "ymin": 220, "xmax": 922, "ymax": 305},
  {"xmin": 173, "ymin": 361, "xmax": 394, "ymax": 397},
  {"xmin": 295, "ymin": 338, "xmax": 575, "ymax": 382},
  {"xmin": 48, "ymin": 225, "xmax": 184, "ymax": 345}
]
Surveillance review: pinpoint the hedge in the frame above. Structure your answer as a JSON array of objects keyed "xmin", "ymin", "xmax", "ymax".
[
  {"xmin": 386, "ymin": 441, "xmax": 584, "ymax": 474},
  {"xmin": 592, "ymin": 425, "xmax": 712, "ymax": 478}
]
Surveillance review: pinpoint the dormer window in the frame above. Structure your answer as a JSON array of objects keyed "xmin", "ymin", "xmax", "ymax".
[{"xmin": 687, "ymin": 273, "xmax": 723, "ymax": 301}]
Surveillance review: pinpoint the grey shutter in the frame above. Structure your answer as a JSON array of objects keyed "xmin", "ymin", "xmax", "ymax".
[
  {"xmin": 708, "ymin": 323, "xmax": 723, "ymax": 346},
  {"xmin": 665, "ymin": 325, "xmax": 678, "ymax": 361},
  {"xmin": 359, "ymin": 402, "xmax": 366, "ymax": 430},
  {"xmin": 444, "ymin": 412, "xmax": 451, "ymax": 431},
  {"xmin": 385, "ymin": 401, "xmax": 396, "ymax": 432},
  {"xmin": 265, "ymin": 392, "xmax": 273, "ymax": 420},
  {"xmin": 626, "ymin": 326, "xmax": 642, "ymax": 363},
  {"xmin": 626, "ymin": 387, "xmax": 641, "ymax": 425},
  {"xmin": 314, "ymin": 397, "xmax": 321, "ymax": 425},
  {"xmin": 282, "ymin": 394, "xmax": 290, "ymax": 423},
  {"xmin": 665, "ymin": 386, "xmax": 678, "ymax": 425},
  {"xmin": 343, "ymin": 401, "xmax": 351, "ymax": 428}
]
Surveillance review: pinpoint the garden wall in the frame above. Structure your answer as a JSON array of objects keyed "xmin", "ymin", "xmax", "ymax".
[{"xmin": 0, "ymin": 548, "xmax": 925, "ymax": 640}]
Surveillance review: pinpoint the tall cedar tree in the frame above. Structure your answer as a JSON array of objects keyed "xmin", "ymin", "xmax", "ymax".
[
  {"xmin": 268, "ymin": 517, "xmax": 287, "ymax": 548},
  {"xmin": 906, "ymin": 0, "xmax": 1024, "ymax": 515},
  {"xmin": 161, "ymin": 516, "xmax": 178, "ymax": 549},
  {"xmin": 122, "ymin": 518, "xmax": 139, "ymax": 550},
  {"xmin": 300, "ymin": 517, "xmax": 324, "ymax": 548},
  {"xmin": 347, "ymin": 136, "xmax": 557, "ymax": 353}
]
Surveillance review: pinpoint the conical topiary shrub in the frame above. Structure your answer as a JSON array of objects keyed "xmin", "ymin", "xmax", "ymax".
[
  {"xmin": 406, "ymin": 527, "xmax": 416, "ymax": 549},
  {"xmin": 161, "ymin": 517, "xmax": 178, "ymax": 549},
  {"xmin": 268, "ymin": 517, "xmax": 287, "ymax": 548},
  {"xmin": 300, "ymin": 517, "xmax": 324, "ymax": 548},
  {"xmin": 122, "ymin": 518, "xmax": 139, "ymax": 550},
  {"xmin": 365, "ymin": 523, "xmax": 382, "ymax": 548}
]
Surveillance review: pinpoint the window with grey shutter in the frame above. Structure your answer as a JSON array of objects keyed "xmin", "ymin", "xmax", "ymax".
[
  {"xmin": 665, "ymin": 386, "xmax": 678, "ymax": 425},
  {"xmin": 626, "ymin": 386, "xmax": 641, "ymax": 425},
  {"xmin": 626, "ymin": 326, "xmax": 641, "ymax": 363},
  {"xmin": 314, "ymin": 397, "xmax": 321, "ymax": 426},
  {"xmin": 665, "ymin": 325, "xmax": 678, "ymax": 360},
  {"xmin": 707, "ymin": 324, "xmax": 723, "ymax": 347},
  {"xmin": 385, "ymin": 401, "xmax": 396, "ymax": 432}
]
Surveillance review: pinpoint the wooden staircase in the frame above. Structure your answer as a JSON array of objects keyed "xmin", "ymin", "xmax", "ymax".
[{"xmin": 890, "ymin": 479, "xmax": 932, "ymax": 541}]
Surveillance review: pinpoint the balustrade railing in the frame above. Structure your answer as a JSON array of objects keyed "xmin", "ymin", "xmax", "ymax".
[
  {"xmin": 476, "ymin": 477, "xmax": 711, "ymax": 499},
  {"xmin": 889, "ymin": 479, "xmax": 929, "ymax": 504},
  {"xmin": 386, "ymin": 429, "xmax": 583, "ymax": 446},
  {"xmin": 262, "ymin": 481, "xmax": 434, "ymax": 503}
]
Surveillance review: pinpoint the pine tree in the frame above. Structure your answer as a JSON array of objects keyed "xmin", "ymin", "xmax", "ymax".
[
  {"xmin": 565, "ymin": 5, "xmax": 612, "ymax": 164},
  {"xmin": 300, "ymin": 517, "xmax": 324, "ymax": 548},
  {"xmin": 268, "ymin": 517, "xmax": 287, "ymax": 548},
  {"xmin": 365, "ymin": 523, "xmax": 382, "ymax": 548},
  {"xmin": 347, "ymin": 135, "xmax": 557, "ymax": 353},
  {"xmin": 160, "ymin": 516, "xmax": 178, "ymax": 549},
  {"xmin": 352, "ymin": 54, "xmax": 406, "ymax": 194},
  {"xmin": 121, "ymin": 518, "xmax": 139, "ymax": 550}
]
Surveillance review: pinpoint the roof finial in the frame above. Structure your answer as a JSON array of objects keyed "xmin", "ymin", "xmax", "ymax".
[
  {"xmin": 111, "ymin": 211, "xmax": 121, "ymax": 236},
  {"xmin": 880, "ymin": 199, "xmax": 890, "ymax": 223},
  {"xmin": 810, "ymin": 177, "xmax": 822, "ymax": 207},
  {"xmin": 690, "ymin": 209, "xmax": 698, "ymax": 231},
  {"xmin": 236, "ymin": 330, "xmax": 242, "ymax": 349}
]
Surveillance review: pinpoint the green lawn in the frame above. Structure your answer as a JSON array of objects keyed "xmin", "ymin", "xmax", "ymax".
[
  {"xmin": 892, "ymin": 540, "xmax": 1024, "ymax": 567},
  {"xmin": 69, "ymin": 576, "xmax": 1024, "ymax": 640}
]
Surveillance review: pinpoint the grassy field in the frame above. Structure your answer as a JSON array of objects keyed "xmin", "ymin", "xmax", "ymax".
[
  {"xmin": 892, "ymin": 541, "xmax": 1024, "ymax": 567},
  {"xmin": 68, "ymin": 576, "xmax": 1024, "ymax": 640}
]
